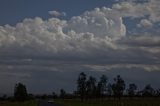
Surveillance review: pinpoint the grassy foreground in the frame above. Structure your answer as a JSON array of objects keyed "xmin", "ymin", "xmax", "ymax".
[
  {"xmin": 0, "ymin": 100, "xmax": 37, "ymax": 106},
  {"xmin": 55, "ymin": 98, "xmax": 160, "ymax": 106}
]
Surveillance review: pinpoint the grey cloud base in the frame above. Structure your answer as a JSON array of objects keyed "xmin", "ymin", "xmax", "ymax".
[{"xmin": 0, "ymin": 64, "xmax": 160, "ymax": 94}]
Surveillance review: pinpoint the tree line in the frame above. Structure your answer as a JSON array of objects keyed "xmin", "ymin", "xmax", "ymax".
[
  {"xmin": 76, "ymin": 72, "xmax": 160, "ymax": 101},
  {"xmin": 0, "ymin": 72, "xmax": 160, "ymax": 102}
]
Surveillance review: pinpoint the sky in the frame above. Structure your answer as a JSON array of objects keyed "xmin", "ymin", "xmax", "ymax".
[{"xmin": 0, "ymin": 0, "xmax": 160, "ymax": 95}]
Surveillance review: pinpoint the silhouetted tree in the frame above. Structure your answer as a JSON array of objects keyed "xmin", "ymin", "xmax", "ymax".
[
  {"xmin": 112, "ymin": 75, "xmax": 125, "ymax": 99},
  {"xmin": 0, "ymin": 94, "xmax": 7, "ymax": 101},
  {"xmin": 107, "ymin": 83, "xmax": 112, "ymax": 97},
  {"xmin": 86, "ymin": 76, "xmax": 97, "ymax": 99},
  {"xmin": 156, "ymin": 89, "xmax": 160, "ymax": 96},
  {"xmin": 136, "ymin": 91, "xmax": 143, "ymax": 97},
  {"xmin": 28, "ymin": 94, "xmax": 35, "ymax": 100},
  {"xmin": 60, "ymin": 89, "xmax": 66, "ymax": 99},
  {"xmin": 97, "ymin": 75, "xmax": 108, "ymax": 98},
  {"xmin": 127, "ymin": 83, "xmax": 137, "ymax": 97},
  {"xmin": 73, "ymin": 90, "xmax": 79, "ymax": 98},
  {"xmin": 52, "ymin": 92, "xmax": 58, "ymax": 99},
  {"xmin": 14, "ymin": 83, "xmax": 28, "ymax": 101},
  {"xmin": 41, "ymin": 94, "xmax": 47, "ymax": 99},
  {"xmin": 77, "ymin": 72, "xmax": 87, "ymax": 101},
  {"xmin": 142, "ymin": 84, "xmax": 155, "ymax": 97}
]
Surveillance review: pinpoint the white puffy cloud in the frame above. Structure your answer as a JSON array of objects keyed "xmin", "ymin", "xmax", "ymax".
[
  {"xmin": 112, "ymin": 0, "xmax": 160, "ymax": 26},
  {"xmin": 112, "ymin": 1, "xmax": 148, "ymax": 18},
  {"xmin": 0, "ymin": 7, "xmax": 127, "ymax": 57},
  {"xmin": 148, "ymin": 0, "xmax": 160, "ymax": 22},
  {"xmin": 0, "ymin": 6, "xmax": 159, "ymax": 72},
  {"xmin": 48, "ymin": 10, "xmax": 66, "ymax": 17},
  {"xmin": 137, "ymin": 19, "xmax": 153, "ymax": 28},
  {"xmin": 66, "ymin": 7, "xmax": 126, "ymax": 39}
]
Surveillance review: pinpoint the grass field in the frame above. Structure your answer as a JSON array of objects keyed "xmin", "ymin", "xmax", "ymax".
[
  {"xmin": 0, "ymin": 100, "xmax": 37, "ymax": 106},
  {"xmin": 55, "ymin": 98, "xmax": 160, "ymax": 106}
]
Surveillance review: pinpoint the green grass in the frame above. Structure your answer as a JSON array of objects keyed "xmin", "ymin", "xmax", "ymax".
[
  {"xmin": 0, "ymin": 100, "xmax": 37, "ymax": 106},
  {"xmin": 55, "ymin": 98, "xmax": 160, "ymax": 106}
]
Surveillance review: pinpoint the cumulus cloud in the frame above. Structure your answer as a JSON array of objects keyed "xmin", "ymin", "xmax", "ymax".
[
  {"xmin": 0, "ymin": 6, "xmax": 159, "ymax": 73},
  {"xmin": 112, "ymin": 1, "xmax": 148, "ymax": 18},
  {"xmin": 48, "ymin": 10, "xmax": 66, "ymax": 17},
  {"xmin": 0, "ymin": 7, "xmax": 127, "ymax": 58},
  {"xmin": 66, "ymin": 7, "xmax": 126, "ymax": 39},
  {"xmin": 112, "ymin": 0, "xmax": 160, "ymax": 26},
  {"xmin": 137, "ymin": 19, "xmax": 153, "ymax": 28}
]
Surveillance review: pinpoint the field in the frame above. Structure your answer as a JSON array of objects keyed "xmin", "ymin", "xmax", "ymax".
[
  {"xmin": 55, "ymin": 98, "xmax": 160, "ymax": 106},
  {"xmin": 0, "ymin": 100, "xmax": 37, "ymax": 106}
]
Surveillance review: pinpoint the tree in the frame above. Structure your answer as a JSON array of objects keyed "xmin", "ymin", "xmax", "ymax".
[
  {"xmin": 14, "ymin": 83, "xmax": 28, "ymax": 101},
  {"xmin": 112, "ymin": 75, "xmax": 125, "ymax": 99},
  {"xmin": 0, "ymin": 94, "xmax": 7, "ymax": 101},
  {"xmin": 97, "ymin": 75, "xmax": 108, "ymax": 98},
  {"xmin": 60, "ymin": 89, "xmax": 66, "ymax": 99},
  {"xmin": 52, "ymin": 92, "xmax": 58, "ymax": 99},
  {"xmin": 77, "ymin": 72, "xmax": 87, "ymax": 101},
  {"xmin": 86, "ymin": 76, "xmax": 97, "ymax": 99},
  {"xmin": 127, "ymin": 83, "xmax": 137, "ymax": 97},
  {"xmin": 142, "ymin": 84, "xmax": 155, "ymax": 97},
  {"xmin": 107, "ymin": 83, "xmax": 112, "ymax": 97},
  {"xmin": 155, "ymin": 89, "xmax": 160, "ymax": 96}
]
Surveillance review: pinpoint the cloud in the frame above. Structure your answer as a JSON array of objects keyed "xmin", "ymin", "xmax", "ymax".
[
  {"xmin": 66, "ymin": 7, "xmax": 126, "ymax": 39},
  {"xmin": 112, "ymin": 0, "xmax": 160, "ymax": 25},
  {"xmin": 148, "ymin": 0, "xmax": 160, "ymax": 22},
  {"xmin": 0, "ymin": 59, "xmax": 160, "ymax": 94},
  {"xmin": 0, "ymin": 7, "xmax": 127, "ymax": 58},
  {"xmin": 0, "ymin": 1, "xmax": 160, "ymax": 94},
  {"xmin": 112, "ymin": 1, "xmax": 148, "ymax": 18},
  {"xmin": 86, "ymin": 64, "xmax": 160, "ymax": 72},
  {"xmin": 137, "ymin": 19, "xmax": 153, "ymax": 28},
  {"xmin": 48, "ymin": 10, "xmax": 66, "ymax": 17},
  {"xmin": 0, "ymin": 72, "xmax": 30, "ymax": 78},
  {"xmin": 0, "ymin": 7, "xmax": 159, "ymax": 69},
  {"xmin": 118, "ymin": 34, "xmax": 160, "ymax": 47},
  {"xmin": 0, "ymin": 4, "xmax": 159, "ymax": 76}
]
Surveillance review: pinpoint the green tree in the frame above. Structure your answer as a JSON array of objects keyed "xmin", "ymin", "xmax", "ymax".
[
  {"xmin": 77, "ymin": 72, "xmax": 87, "ymax": 101},
  {"xmin": 14, "ymin": 83, "xmax": 28, "ymax": 101},
  {"xmin": 112, "ymin": 75, "xmax": 125, "ymax": 99}
]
